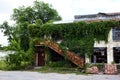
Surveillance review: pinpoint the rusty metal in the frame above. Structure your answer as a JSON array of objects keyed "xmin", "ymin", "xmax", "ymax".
[{"xmin": 43, "ymin": 40, "xmax": 85, "ymax": 68}]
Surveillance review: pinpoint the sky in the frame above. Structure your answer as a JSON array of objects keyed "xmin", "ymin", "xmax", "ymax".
[{"xmin": 0, "ymin": 0, "xmax": 120, "ymax": 46}]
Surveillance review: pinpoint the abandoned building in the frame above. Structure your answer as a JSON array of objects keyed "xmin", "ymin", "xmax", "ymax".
[
  {"xmin": 74, "ymin": 12, "xmax": 120, "ymax": 64},
  {"xmin": 34, "ymin": 12, "xmax": 120, "ymax": 68}
]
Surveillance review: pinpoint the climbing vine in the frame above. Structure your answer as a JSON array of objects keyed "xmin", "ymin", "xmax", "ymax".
[{"xmin": 39, "ymin": 20, "xmax": 119, "ymax": 57}]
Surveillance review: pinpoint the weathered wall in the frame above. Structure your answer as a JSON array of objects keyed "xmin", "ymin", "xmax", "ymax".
[{"xmin": 92, "ymin": 29, "xmax": 120, "ymax": 64}]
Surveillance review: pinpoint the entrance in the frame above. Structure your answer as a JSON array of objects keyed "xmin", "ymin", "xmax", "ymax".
[
  {"xmin": 38, "ymin": 52, "xmax": 45, "ymax": 66},
  {"xmin": 35, "ymin": 46, "xmax": 45, "ymax": 66}
]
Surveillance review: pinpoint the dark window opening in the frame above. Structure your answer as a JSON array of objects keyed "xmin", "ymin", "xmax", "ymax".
[
  {"xmin": 112, "ymin": 28, "xmax": 120, "ymax": 41},
  {"xmin": 113, "ymin": 47, "xmax": 120, "ymax": 63},
  {"xmin": 91, "ymin": 47, "xmax": 107, "ymax": 63},
  {"xmin": 49, "ymin": 49, "xmax": 64, "ymax": 62},
  {"xmin": 49, "ymin": 49, "xmax": 77, "ymax": 67}
]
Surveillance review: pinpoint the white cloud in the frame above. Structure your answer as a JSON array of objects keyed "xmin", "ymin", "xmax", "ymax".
[{"xmin": 71, "ymin": 0, "xmax": 120, "ymax": 15}]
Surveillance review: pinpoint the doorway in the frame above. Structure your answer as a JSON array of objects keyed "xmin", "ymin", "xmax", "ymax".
[{"xmin": 35, "ymin": 46, "xmax": 45, "ymax": 66}]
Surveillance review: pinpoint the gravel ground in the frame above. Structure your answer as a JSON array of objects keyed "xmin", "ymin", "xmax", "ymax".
[{"xmin": 0, "ymin": 71, "xmax": 120, "ymax": 80}]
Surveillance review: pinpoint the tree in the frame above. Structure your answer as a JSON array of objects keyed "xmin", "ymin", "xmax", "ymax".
[
  {"xmin": 28, "ymin": 19, "xmax": 43, "ymax": 37},
  {"xmin": 1, "ymin": 0, "xmax": 61, "ymax": 51},
  {"xmin": 12, "ymin": 0, "xmax": 61, "ymax": 24},
  {"xmin": 19, "ymin": 22, "xmax": 30, "ymax": 51},
  {"xmin": 0, "ymin": 44, "xmax": 1, "ymax": 48},
  {"xmin": 0, "ymin": 0, "xmax": 62, "ymax": 69},
  {"xmin": 11, "ymin": 0, "xmax": 61, "ymax": 51},
  {"xmin": 0, "ymin": 21, "xmax": 14, "ymax": 41}
]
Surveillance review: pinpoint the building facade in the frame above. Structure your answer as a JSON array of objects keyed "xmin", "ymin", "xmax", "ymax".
[
  {"xmin": 74, "ymin": 12, "xmax": 120, "ymax": 64},
  {"xmin": 35, "ymin": 12, "xmax": 120, "ymax": 67}
]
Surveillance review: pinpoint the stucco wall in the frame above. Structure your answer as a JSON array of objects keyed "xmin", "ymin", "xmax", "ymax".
[
  {"xmin": 94, "ymin": 29, "xmax": 120, "ymax": 47},
  {"xmin": 93, "ymin": 29, "xmax": 120, "ymax": 64}
]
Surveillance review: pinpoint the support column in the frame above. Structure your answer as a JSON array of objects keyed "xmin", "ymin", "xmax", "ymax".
[
  {"xmin": 107, "ymin": 29, "xmax": 114, "ymax": 64},
  {"xmin": 107, "ymin": 46, "xmax": 114, "ymax": 64},
  {"xmin": 85, "ymin": 54, "xmax": 91, "ymax": 63}
]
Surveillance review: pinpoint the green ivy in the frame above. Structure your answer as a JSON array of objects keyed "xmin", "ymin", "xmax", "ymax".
[{"xmin": 38, "ymin": 20, "xmax": 119, "ymax": 57}]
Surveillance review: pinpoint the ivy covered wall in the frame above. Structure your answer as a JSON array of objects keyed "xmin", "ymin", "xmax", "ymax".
[{"xmin": 38, "ymin": 21, "xmax": 119, "ymax": 57}]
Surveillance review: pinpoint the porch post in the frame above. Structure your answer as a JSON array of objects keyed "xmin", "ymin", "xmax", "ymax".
[
  {"xmin": 85, "ymin": 54, "xmax": 91, "ymax": 63},
  {"xmin": 107, "ymin": 46, "xmax": 114, "ymax": 64},
  {"xmin": 107, "ymin": 29, "xmax": 114, "ymax": 64}
]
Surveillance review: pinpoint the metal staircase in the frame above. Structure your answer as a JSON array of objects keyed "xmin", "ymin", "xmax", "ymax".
[{"xmin": 39, "ymin": 40, "xmax": 84, "ymax": 68}]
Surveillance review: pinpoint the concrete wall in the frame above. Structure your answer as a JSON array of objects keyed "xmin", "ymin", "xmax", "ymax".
[
  {"xmin": 89, "ymin": 29, "xmax": 120, "ymax": 64},
  {"xmin": 0, "ymin": 50, "xmax": 14, "ymax": 60}
]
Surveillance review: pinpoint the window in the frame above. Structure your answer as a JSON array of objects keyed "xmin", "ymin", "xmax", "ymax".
[
  {"xmin": 112, "ymin": 28, "xmax": 120, "ymax": 41},
  {"xmin": 91, "ymin": 47, "xmax": 107, "ymax": 63},
  {"xmin": 113, "ymin": 47, "xmax": 120, "ymax": 63}
]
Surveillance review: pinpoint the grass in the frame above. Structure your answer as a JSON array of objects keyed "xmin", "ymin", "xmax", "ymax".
[
  {"xmin": 33, "ymin": 66, "xmax": 87, "ymax": 75},
  {"xmin": 0, "ymin": 60, "xmax": 7, "ymax": 70}
]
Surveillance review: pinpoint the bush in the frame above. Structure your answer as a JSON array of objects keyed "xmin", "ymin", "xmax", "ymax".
[{"xmin": 47, "ymin": 61, "xmax": 73, "ymax": 68}]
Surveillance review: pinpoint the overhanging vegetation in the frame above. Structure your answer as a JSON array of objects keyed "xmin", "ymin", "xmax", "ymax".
[{"xmin": 37, "ymin": 20, "xmax": 119, "ymax": 57}]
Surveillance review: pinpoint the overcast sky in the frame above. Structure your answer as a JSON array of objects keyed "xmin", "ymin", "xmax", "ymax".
[{"xmin": 0, "ymin": 0, "xmax": 120, "ymax": 46}]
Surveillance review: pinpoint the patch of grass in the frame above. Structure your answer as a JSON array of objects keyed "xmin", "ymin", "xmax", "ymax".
[
  {"xmin": 33, "ymin": 66, "xmax": 87, "ymax": 75},
  {"xmin": 0, "ymin": 60, "xmax": 7, "ymax": 70}
]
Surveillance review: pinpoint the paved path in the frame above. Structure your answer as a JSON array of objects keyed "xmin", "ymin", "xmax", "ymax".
[{"xmin": 0, "ymin": 71, "xmax": 120, "ymax": 80}]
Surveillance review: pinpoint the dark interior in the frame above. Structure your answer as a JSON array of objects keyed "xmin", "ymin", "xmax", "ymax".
[
  {"xmin": 113, "ymin": 47, "xmax": 120, "ymax": 63},
  {"xmin": 91, "ymin": 47, "xmax": 107, "ymax": 63}
]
